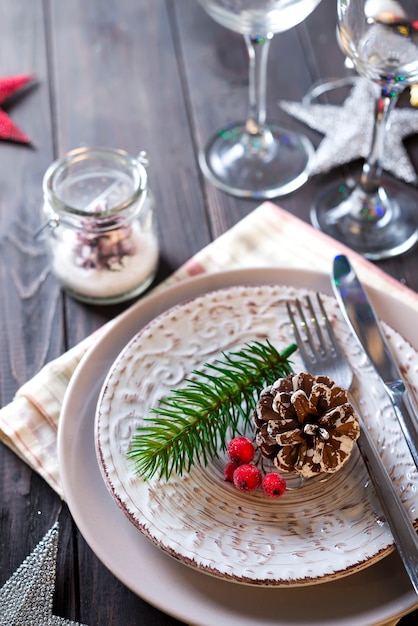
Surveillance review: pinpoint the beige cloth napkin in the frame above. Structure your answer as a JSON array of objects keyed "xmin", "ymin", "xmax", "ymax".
[
  {"xmin": 0, "ymin": 200, "xmax": 415, "ymax": 625},
  {"xmin": 1, "ymin": 200, "xmax": 418, "ymax": 498}
]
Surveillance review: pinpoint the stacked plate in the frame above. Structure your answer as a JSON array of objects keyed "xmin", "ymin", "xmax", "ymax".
[{"xmin": 58, "ymin": 268, "xmax": 418, "ymax": 626}]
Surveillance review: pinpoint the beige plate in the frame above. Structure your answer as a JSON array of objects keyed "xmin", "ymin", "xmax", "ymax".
[
  {"xmin": 58, "ymin": 268, "xmax": 418, "ymax": 626},
  {"xmin": 95, "ymin": 283, "xmax": 418, "ymax": 587}
]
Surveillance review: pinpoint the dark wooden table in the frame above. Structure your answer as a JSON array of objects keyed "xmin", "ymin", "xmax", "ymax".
[{"xmin": 1, "ymin": 1, "xmax": 418, "ymax": 624}]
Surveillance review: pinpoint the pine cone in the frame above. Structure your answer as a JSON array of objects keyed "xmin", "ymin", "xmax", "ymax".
[{"xmin": 253, "ymin": 372, "xmax": 360, "ymax": 478}]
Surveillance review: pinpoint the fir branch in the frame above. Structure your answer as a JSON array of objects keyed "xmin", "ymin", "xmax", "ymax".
[{"xmin": 127, "ymin": 340, "xmax": 297, "ymax": 481}]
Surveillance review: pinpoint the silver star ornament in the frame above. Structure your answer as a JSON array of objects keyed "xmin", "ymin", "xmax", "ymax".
[
  {"xmin": 0, "ymin": 522, "xmax": 87, "ymax": 626},
  {"xmin": 279, "ymin": 78, "xmax": 418, "ymax": 185}
]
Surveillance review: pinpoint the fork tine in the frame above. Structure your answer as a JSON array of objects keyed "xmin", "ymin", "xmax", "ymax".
[
  {"xmin": 288, "ymin": 297, "xmax": 332, "ymax": 369},
  {"xmin": 286, "ymin": 301, "xmax": 314, "ymax": 367},
  {"xmin": 288, "ymin": 299, "xmax": 318, "ymax": 353},
  {"xmin": 294, "ymin": 298, "xmax": 316, "ymax": 352},
  {"xmin": 315, "ymin": 293, "xmax": 341, "ymax": 356},
  {"xmin": 304, "ymin": 295, "xmax": 328, "ymax": 355}
]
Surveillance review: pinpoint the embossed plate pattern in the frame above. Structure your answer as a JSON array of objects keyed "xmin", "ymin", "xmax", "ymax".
[{"xmin": 95, "ymin": 284, "xmax": 418, "ymax": 587}]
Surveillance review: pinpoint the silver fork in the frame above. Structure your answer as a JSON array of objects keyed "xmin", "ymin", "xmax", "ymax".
[{"xmin": 287, "ymin": 294, "xmax": 418, "ymax": 595}]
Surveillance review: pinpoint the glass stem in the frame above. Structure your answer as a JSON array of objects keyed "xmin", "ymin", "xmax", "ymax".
[
  {"xmin": 244, "ymin": 33, "xmax": 273, "ymax": 135},
  {"xmin": 360, "ymin": 87, "xmax": 398, "ymax": 194}
]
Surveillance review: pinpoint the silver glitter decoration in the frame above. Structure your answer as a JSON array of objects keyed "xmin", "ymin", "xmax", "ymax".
[
  {"xmin": 279, "ymin": 77, "xmax": 418, "ymax": 184},
  {"xmin": 0, "ymin": 522, "xmax": 87, "ymax": 626}
]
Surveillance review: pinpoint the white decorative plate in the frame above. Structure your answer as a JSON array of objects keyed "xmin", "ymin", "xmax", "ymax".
[{"xmin": 95, "ymin": 283, "xmax": 418, "ymax": 587}]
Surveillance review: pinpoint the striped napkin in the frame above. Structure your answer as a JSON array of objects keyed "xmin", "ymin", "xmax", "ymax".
[{"xmin": 1, "ymin": 200, "xmax": 417, "ymax": 499}]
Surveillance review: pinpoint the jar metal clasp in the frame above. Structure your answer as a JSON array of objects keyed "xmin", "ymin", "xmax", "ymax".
[{"xmin": 34, "ymin": 211, "xmax": 60, "ymax": 238}]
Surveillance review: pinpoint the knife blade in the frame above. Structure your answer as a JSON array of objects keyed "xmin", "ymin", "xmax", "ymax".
[{"xmin": 332, "ymin": 253, "xmax": 418, "ymax": 471}]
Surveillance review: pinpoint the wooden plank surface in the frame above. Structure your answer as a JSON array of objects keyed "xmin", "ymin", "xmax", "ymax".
[{"xmin": 0, "ymin": 0, "xmax": 417, "ymax": 624}]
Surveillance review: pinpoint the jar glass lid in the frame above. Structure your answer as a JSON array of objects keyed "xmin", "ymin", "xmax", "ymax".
[{"xmin": 43, "ymin": 147, "xmax": 148, "ymax": 219}]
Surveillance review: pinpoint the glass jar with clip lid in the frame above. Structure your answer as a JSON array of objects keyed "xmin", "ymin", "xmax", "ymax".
[{"xmin": 41, "ymin": 146, "xmax": 159, "ymax": 305}]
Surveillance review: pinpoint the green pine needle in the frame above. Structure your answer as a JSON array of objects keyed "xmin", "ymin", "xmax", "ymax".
[{"xmin": 127, "ymin": 340, "xmax": 297, "ymax": 481}]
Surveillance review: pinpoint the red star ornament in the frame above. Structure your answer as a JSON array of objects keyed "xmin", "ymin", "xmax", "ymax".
[{"xmin": 0, "ymin": 74, "xmax": 34, "ymax": 144}]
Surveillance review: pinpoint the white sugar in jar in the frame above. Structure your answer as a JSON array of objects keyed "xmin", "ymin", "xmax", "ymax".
[{"xmin": 41, "ymin": 147, "xmax": 159, "ymax": 305}]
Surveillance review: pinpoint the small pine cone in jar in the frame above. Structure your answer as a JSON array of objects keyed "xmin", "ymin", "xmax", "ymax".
[{"xmin": 253, "ymin": 372, "xmax": 360, "ymax": 478}]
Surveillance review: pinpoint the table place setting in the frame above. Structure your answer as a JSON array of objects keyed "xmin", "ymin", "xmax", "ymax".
[
  {"xmin": 1, "ymin": 201, "xmax": 417, "ymax": 498},
  {"xmin": 2, "ymin": 0, "xmax": 418, "ymax": 625},
  {"xmin": 94, "ymin": 281, "xmax": 417, "ymax": 585},
  {"xmin": 2, "ymin": 200, "xmax": 418, "ymax": 626}
]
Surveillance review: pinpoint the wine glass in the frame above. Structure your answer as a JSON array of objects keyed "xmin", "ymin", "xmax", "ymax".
[
  {"xmin": 197, "ymin": 0, "xmax": 322, "ymax": 198},
  {"xmin": 311, "ymin": 0, "xmax": 418, "ymax": 259}
]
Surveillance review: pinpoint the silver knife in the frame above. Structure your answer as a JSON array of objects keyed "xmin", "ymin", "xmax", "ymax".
[{"xmin": 332, "ymin": 254, "xmax": 418, "ymax": 472}]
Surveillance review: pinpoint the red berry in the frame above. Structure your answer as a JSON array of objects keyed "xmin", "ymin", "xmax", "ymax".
[
  {"xmin": 224, "ymin": 460, "xmax": 239, "ymax": 482},
  {"xmin": 227, "ymin": 436, "xmax": 255, "ymax": 464},
  {"xmin": 233, "ymin": 464, "xmax": 262, "ymax": 492},
  {"xmin": 262, "ymin": 473, "xmax": 287, "ymax": 499}
]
